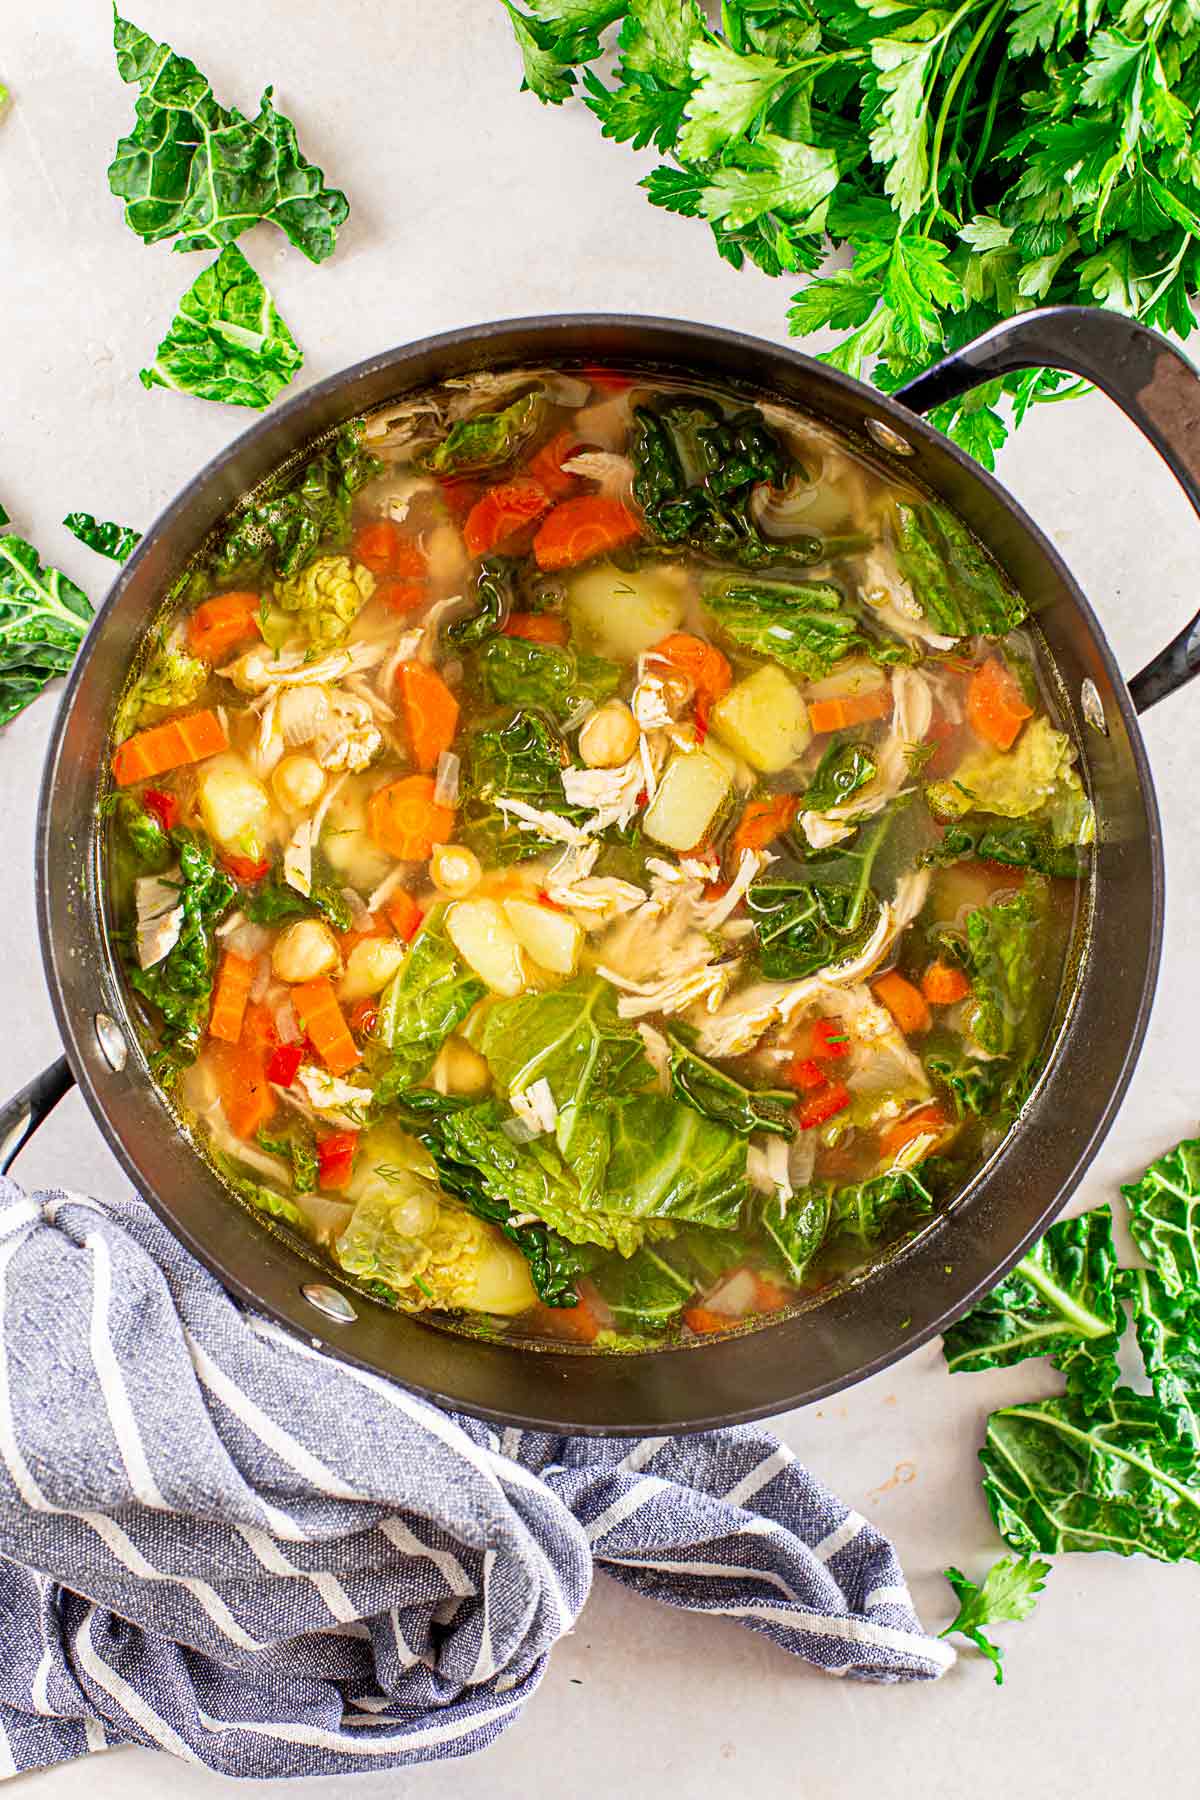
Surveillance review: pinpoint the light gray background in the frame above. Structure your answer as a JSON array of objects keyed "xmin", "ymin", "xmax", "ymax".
[{"xmin": 1, "ymin": 2, "xmax": 1198, "ymax": 1793}]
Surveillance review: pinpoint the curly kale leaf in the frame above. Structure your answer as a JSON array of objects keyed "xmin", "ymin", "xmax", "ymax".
[
  {"xmin": 921, "ymin": 816, "xmax": 1086, "ymax": 879},
  {"xmin": 127, "ymin": 829, "xmax": 235, "ymax": 1067},
  {"xmin": 374, "ymin": 905, "xmax": 487, "ymax": 1097},
  {"xmin": 702, "ymin": 574, "xmax": 866, "ymax": 678},
  {"xmin": 1123, "ymin": 1266, "xmax": 1200, "ymax": 1449},
  {"xmin": 443, "ymin": 557, "xmax": 513, "ymax": 649},
  {"xmin": 762, "ymin": 1165, "xmax": 934, "ymax": 1283},
  {"xmin": 747, "ymin": 809, "xmax": 895, "ymax": 980},
  {"xmin": 113, "ymin": 792, "xmax": 172, "ymax": 874},
  {"xmin": 209, "ymin": 421, "xmax": 381, "ymax": 583},
  {"xmin": 0, "ymin": 534, "xmax": 94, "ymax": 727},
  {"xmin": 474, "ymin": 633, "xmax": 620, "ymax": 718},
  {"xmin": 939, "ymin": 1556, "xmax": 1050, "ymax": 1686},
  {"xmin": 63, "ymin": 513, "xmax": 142, "ymax": 563},
  {"xmin": 966, "ymin": 878, "xmax": 1048, "ymax": 1060},
  {"xmin": 1121, "ymin": 1135, "xmax": 1200, "ymax": 1298},
  {"xmin": 667, "ymin": 1026, "xmax": 794, "ymax": 1138},
  {"xmin": 802, "ymin": 739, "xmax": 878, "ymax": 811},
  {"xmin": 460, "ymin": 708, "xmax": 581, "ymax": 864},
  {"xmin": 630, "ymin": 394, "xmax": 822, "ymax": 567},
  {"xmin": 417, "ymin": 392, "xmax": 545, "ymax": 474},
  {"xmin": 242, "ymin": 866, "xmax": 353, "ymax": 933},
  {"xmin": 942, "ymin": 1208, "xmax": 1126, "ymax": 1411},
  {"xmin": 139, "ymin": 244, "xmax": 303, "ymax": 411},
  {"xmin": 590, "ymin": 1245, "xmax": 692, "ymax": 1332},
  {"xmin": 108, "ymin": 12, "xmax": 349, "ymax": 263},
  {"xmin": 924, "ymin": 1036, "xmax": 1010, "ymax": 1120},
  {"xmin": 891, "ymin": 501, "xmax": 1027, "ymax": 638}
]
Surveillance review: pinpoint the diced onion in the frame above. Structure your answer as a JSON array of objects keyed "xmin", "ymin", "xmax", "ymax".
[
  {"xmin": 249, "ymin": 954, "xmax": 272, "ymax": 1004},
  {"xmin": 434, "ymin": 750, "xmax": 461, "ymax": 810},
  {"xmin": 749, "ymin": 475, "xmax": 821, "ymax": 540},
  {"xmin": 704, "ymin": 1268, "xmax": 759, "ymax": 1319},
  {"xmin": 274, "ymin": 998, "xmax": 300, "ymax": 1044},
  {"xmin": 341, "ymin": 885, "xmax": 370, "ymax": 927},
  {"xmin": 225, "ymin": 920, "xmax": 271, "ymax": 960}
]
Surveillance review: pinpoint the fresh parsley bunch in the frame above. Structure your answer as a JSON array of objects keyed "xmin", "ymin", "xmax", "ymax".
[{"xmin": 500, "ymin": 0, "xmax": 1200, "ymax": 466}]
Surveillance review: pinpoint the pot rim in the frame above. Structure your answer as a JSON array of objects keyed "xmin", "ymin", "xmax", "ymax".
[{"xmin": 34, "ymin": 313, "xmax": 1164, "ymax": 1433}]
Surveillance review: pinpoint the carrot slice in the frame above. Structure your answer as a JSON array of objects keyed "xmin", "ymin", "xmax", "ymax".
[
  {"xmin": 966, "ymin": 657, "xmax": 1033, "ymax": 751},
  {"xmin": 396, "ymin": 662, "xmax": 460, "ymax": 775},
  {"xmin": 880, "ymin": 1104, "xmax": 949, "ymax": 1160},
  {"xmin": 683, "ymin": 1306, "xmax": 732, "ymax": 1336},
  {"xmin": 111, "ymin": 708, "xmax": 228, "ymax": 786},
  {"xmin": 213, "ymin": 1004, "xmax": 279, "ymax": 1139},
  {"xmin": 503, "ymin": 612, "xmax": 568, "ymax": 645},
  {"xmin": 652, "ymin": 632, "xmax": 732, "ymax": 707},
  {"xmin": 732, "ymin": 794, "xmax": 798, "ymax": 857},
  {"xmin": 533, "ymin": 495, "xmax": 642, "ymax": 571},
  {"xmin": 367, "ymin": 774, "xmax": 455, "ymax": 862},
  {"xmin": 872, "ymin": 969, "xmax": 932, "ymax": 1036},
  {"xmin": 291, "ymin": 978, "xmax": 362, "ymax": 1076},
  {"xmin": 352, "ymin": 519, "xmax": 403, "ymax": 574},
  {"xmin": 188, "ymin": 591, "xmax": 261, "ymax": 662},
  {"xmin": 525, "ymin": 1293, "xmax": 602, "ymax": 1344},
  {"xmin": 386, "ymin": 890, "xmax": 424, "ymax": 941},
  {"xmin": 208, "ymin": 951, "xmax": 255, "ymax": 1045},
  {"xmin": 525, "ymin": 428, "xmax": 581, "ymax": 500},
  {"xmin": 807, "ymin": 689, "xmax": 892, "ymax": 735},
  {"xmin": 920, "ymin": 960, "xmax": 972, "ymax": 1005},
  {"xmin": 463, "ymin": 479, "xmax": 551, "ymax": 557}
]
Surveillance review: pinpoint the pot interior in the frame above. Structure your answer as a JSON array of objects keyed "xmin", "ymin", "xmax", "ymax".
[{"xmin": 37, "ymin": 318, "xmax": 1162, "ymax": 1432}]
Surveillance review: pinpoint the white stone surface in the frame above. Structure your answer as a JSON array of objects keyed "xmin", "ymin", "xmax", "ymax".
[{"xmin": 2, "ymin": 2, "xmax": 1199, "ymax": 1794}]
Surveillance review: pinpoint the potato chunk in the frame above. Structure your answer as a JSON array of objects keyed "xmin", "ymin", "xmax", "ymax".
[
  {"xmin": 503, "ymin": 898, "xmax": 583, "ymax": 975},
  {"xmin": 567, "ymin": 562, "xmax": 685, "ymax": 661},
  {"xmin": 643, "ymin": 745, "xmax": 734, "ymax": 851},
  {"xmin": 196, "ymin": 755, "xmax": 271, "ymax": 860},
  {"xmin": 710, "ymin": 664, "xmax": 811, "ymax": 773},
  {"xmin": 446, "ymin": 898, "xmax": 527, "ymax": 997}
]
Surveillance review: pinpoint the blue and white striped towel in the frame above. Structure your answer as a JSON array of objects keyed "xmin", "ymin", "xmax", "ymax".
[{"xmin": 0, "ymin": 1177, "xmax": 952, "ymax": 1780}]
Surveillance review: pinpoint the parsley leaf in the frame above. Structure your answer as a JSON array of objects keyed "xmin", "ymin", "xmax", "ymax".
[{"xmin": 940, "ymin": 1557, "xmax": 1050, "ymax": 1685}]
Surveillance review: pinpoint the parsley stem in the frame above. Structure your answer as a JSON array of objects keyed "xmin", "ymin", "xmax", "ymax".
[{"xmin": 924, "ymin": 0, "xmax": 1009, "ymax": 226}]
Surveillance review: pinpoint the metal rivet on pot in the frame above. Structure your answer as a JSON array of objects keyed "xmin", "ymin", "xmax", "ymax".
[
  {"xmin": 94, "ymin": 1013, "xmax": 127, "ymax": 1072},
  {"xmin": 1081, "ymin": 678, "xmax": 1108, "ymax": 734},
  {"xmin": 864, "ymin": 417, "xmax": 915, "ymax": 457},
  {"xmin": 302, "ymin": 1283, "xmax": 357, "ymax": 1324}
]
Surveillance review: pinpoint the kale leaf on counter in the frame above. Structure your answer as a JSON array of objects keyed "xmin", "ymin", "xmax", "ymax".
[
  {"xmin": 63, "ymin": 513, "xmax": 142, "ymax": 563},
  {"xmin": 139, "ymin": 244, "xmax": 303, "ymax": 411},
  {"xmin": 0, "ymin": 533, "xmax": 94, "ymax": 727}
]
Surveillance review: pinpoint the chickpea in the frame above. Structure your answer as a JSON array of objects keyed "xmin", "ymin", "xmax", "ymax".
[
  {"xmin": 271, "ymin": 918, "xmax": 341, "ymax": 985},
  {"xmin": 430, "ymin": 1036, "xmax": 492, "ymax": 1098},
  {"xmin": 430, "ymin": 842, "xmax": 482, "ymax": 898},
  {"xmin": 337, "ymin": 936, "xmax": 406, "ymax": 1004},
  {"xmin": 272, "ymin": 753, "xmax": 326, "ymax": 813},
  {"xmin": 578, "ymin": 699, "xmax": 639, "ymax": 769}
]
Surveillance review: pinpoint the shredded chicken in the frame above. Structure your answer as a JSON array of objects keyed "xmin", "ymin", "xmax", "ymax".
[
  {"xmin": 313, "ymin": 692, "xmax": 383, "ymax": 773},
  {"xmin": 799, "ymin": 667, "xmax": 933, "ymax": 847},
  {"xmin": 495, "ymin": 797, "xmax": 593, "ymax": 848},
  {"xmin": 859, "ymin": 549, "xmax": 958, "ymax": 651},
  {"xmin": 560, "ymin": 735, "xmax": 663, "ymax": 833},
  {"xmin": 543, "ymin": 843, "xmax": 646, "ymax": 926},
  {"xmin": 135, "ymin": 871, "xmax": 183, "ymax": 970},
  {"xmin": 636, "ymin": 1022, "xmax": 672, "ymax": 1092},
  {"xmin": 696, "ymin": 848, "xmax": 770, "ymax": 930},
  {"xmin": 282, "ymin": 771, "xmax": 347, "ymax": 898},
  {"xmin": 277, "ymin": 684, "xmax": 330, "ymax": 748},
  {"xmin": 600, "ymin": 959, "xmax": 735, "ymax": 1020},
  {"xmin": 295, "ymin": 1064, "xmax": 374, "ymax": 1120},
  {"xmin": 509, "ymin": 1078, "xmax": 558, "ymax": 1136},
  {"xmin": 377, "ymin": 629, "xmax": 425, "ymax": 697},
  {"xmin": 221, "ymin": 641, "xmax": 386, "ymax": 696}
]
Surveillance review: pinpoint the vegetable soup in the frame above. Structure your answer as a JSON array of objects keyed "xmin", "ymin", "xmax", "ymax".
[{"xmin": 106, "ymin": 364, "xmax": 1092, "ymax": 1349}]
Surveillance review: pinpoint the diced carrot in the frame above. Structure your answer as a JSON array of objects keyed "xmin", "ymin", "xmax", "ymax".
[
  {"xmin": 581, "ymin": 364, "xmax": 634, "ymax": 393},
  {"xmin": 785, "ymin": 1056, "xmax": 829, "ymax": 1093},
  {"xmin": 683, "ymin": 1306, "xmax": 732, "ymax": 1336},
  {"xmin": 796, "ymin": 1081, "xmax": 852, "ymax": 1129},
  {"xmin": 240, "ymin": 1000, "xmax": 280, "ymax": 1063},
  {"xmin": 921, "ymin": 960, "xmax": 972, "ymax": 1006},
  {"xmin": 386, "ymin": 890, "xmax": 424, "ymax": 942},
  {"xmin": 439, "ymin": 476, "xmax": 484, "ymax": 523},
  {"xmin": 753, "ymin": 1274, "xmax": 791, "ymax": 1312},
  {"xmin": 317, "ymin": 1130, "xmax": 359, "ymax": 1191},
  {"xmin": 352, "ymin": 519, "xmax": 403, "ymax": 575},
  {"xmin": 872, "ymin": 969, "xmax": 932, "ymax": 1036},
  {"xmin": 111, "ymin": 708, "xmax": 228, "ymax": 786},
  {"xmin": 291, "ymin": 978, "xmax": 362, "ymax": 1076},
  {"xmin": 376, "ymin": 578, "xmax": 428, "ymax": 613},
  {"xmin": 142, "ymin": 788, "xmax": 179, "ymax": 833},
  {"xmin": 533, "ymin": 495, "xmax": 642, "ymax": 571},
  {"xmin": 732, "ymin": 794, "xmax": 798, "ymax": 857},
  {"xmin": 187, "ymin": 591, "xmax": 261, "ymax": 662},
  {"xmin": 368, "ymin": 774, "xmax": 454, "ymax": 862},
  {"xmin": 651, "ymin": 632, "xmax": 733, "ymax": 706},
  {"xmin": 463, "ymin": 479, "xmax": 551, "ymax": 557},
  {"xmin": 208, "ymin": 951, "xmax": 255, "ymax": 1045},
  {"xmin": 526, "ymin": 1289, "xmax": 602, "ymax": 1344},
  {"xmin": 213, "ymin": 1004, "xmax": 279, "ymax": 1139},
  {"xmin": 807, "ymin": 689, "xmax": 893, "ymax": 735},
  {"xmin": 395, "ymin": 662, "xmax": 460, "ymax": 775},
  {"xmin": 503, "ymin": 612, "xmax": 568, "ymax": 645},
  {"xmin": 525, "ymin": 428, "xmax": 581, "ymax": 500},
  {"xmin": 966, "ymin": 657, "xmax": 1033, "ymax": 751},
  {"xmin": 879, "ymin": 1104, "xmax": 949, "ymax": 1160}
]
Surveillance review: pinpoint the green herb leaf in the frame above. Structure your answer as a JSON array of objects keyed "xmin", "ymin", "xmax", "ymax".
[
  {"xmin": 892, "ymin": 501, "xmax": 1027, "ymax": 638},
  {"xmin": 460, "ymin": 708, "xmax": 581, "ymax": 864},
  {"xmin": 63, "ymin": 513, "xmax": 142, "ymax": 563},
  {"xmin": 0, "ymin": 534, "xmax": 94, "ymax": 727},
  {"xmin": 139, "ymin": 244, "xmax": 303, "ymax": 411},
  {"xmin": 939, "ymin": 1557, "xmax": 1050, "ymax": 1685},
  {"xmin": 109, "ymin": 12, "xmax": 348, "ymax": 262},
  {"xmin": 802, "ymin": 740, "xmax": 878, "ymax": 811}
]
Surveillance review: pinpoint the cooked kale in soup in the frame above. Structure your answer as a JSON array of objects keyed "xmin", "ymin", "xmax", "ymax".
[{"xmin": 106, "ymin": 364, "xmax": 1092, "ymax": 1347}]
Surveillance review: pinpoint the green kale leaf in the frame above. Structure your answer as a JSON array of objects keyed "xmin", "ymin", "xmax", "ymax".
[
  {"xmin": 1121, "ymin": 1135, "xmax": 1200, "ymax": 1297},
  {"xmin": 942, "ymin": 1208, "xmax": 1125, "ymax": 1411},
  {"xmin": 747, "ymin": 810, "xmax": 895, "ymax": 980},
  {"xmin": 0, "ymin": 534, "xmax": 94, "ymax": 727},
  {"xmin": 939, "ymin": 1556, "xmax": 1050, "ymax": 1686},
  {"xmin": 374, "ymin": 905, "xmax": 487, "ymax": 1096},
  {"xmin": 762, "ymin": 1165, "xmax": 935, "ymax": 1283},
  {"xmin": 591, "ymin": 1244, "xmax": 693, "ymax": 1331},
  {"xmin": 668, "ymin": 1026, "xmax": 794, "ymax": 1138},
  {"xmin": 702, "ymin": 574, "xmax": 866, "ymax": 678},
  {"xmin": 760, "ymin": 1184, "xmax": 831, "ymax": 1284},
  {"xmin": 1124, "ymin": 1267, "xmax": 1200, "ymax": 1449},
  {"xmin": 208, "ymin": 421, "xmax": 381, "ymax": 583},
  {"xmin": 127, "ymin": 828, "xmax": 235, "ymax": 1068},
  {"xmin": 139, "ymin": 244, "xmax": 303, "ymax": 411},
  {"xmin": 966, "ymin": 878, "xmax": 1048, "ymax": 1059},
  {"xmin": 108, "ymin": 12, "xmax": 349, "ymax": 262},
  {"xmin": 63, "ymin": 513, "xmax": 142, "ymax": 563},
  {"xmin": 113, "ymin": 792, "xmax": 172, "ymax": 874},
  {"xmin": 417, "ymin": 392, "xmax": 545, "ymax": 475},
  {"xmin": 443, "ymin": 557, "xmax": 514, "ymax": 649},
  {"xmin": 242, "ymin": 866, "xmax": 353, "ymax": 933},
  {"xmin": 460, "ymin": 708, "xmax": 580, "ymax": 864},
  {"xmin": 891, "ymin": 501, "xmax": 1027, "ymax": 638},
  {"xmin": 474, "ymin": 632, "xmax": 620, "ymax": 717},
  {"xmin": 802, "ymin": 739, "xmax": 878, "ymax": 811},
  {"xmin": 921, "ymin": 815, "xmax": 1086, "ymax": 880}
]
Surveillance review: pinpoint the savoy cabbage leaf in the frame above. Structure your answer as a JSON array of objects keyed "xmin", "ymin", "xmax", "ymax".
[
  {"xmin": 374, "ymin": 905, "xmax": 487, "ymax": 1096},
  {"xmin": 0, "ymin": 534, "xmax": 94, "ymax": 727},
  {"xmin": 1121, "ymin": 1135, "xmax": 1200, "ymax": 1298},
  {"xmin": 108, "ymin": 12, "xmax": 349, "ymax": 262},
  {"xmin": 139, "ymin": 244, "xmax": 303, "ymax": 410},
  {"xmin": 890, "ymin": 500, "xmax": 1027, "ymax": 637},
  {"xmin": 702, "ymin": 574, "xmax": 865, "ymax": 678},
  {"xmin": 1123, "ymin": 1266, "xmax": 1200, "ymax": 1449}
]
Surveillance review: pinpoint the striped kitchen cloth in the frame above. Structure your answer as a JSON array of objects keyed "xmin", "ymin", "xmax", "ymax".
[{"xmin": 0, "ymin": 1177, "xmax": 952, "ymax": 1781}]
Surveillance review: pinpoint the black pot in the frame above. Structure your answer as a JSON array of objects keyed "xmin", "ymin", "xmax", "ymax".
[{"xmin": 5, "ymin": 306, "xmax": 1197, "ymax": 1434}]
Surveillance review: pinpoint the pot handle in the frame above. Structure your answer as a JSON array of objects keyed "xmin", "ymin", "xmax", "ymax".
[
  {"xmin": 0, "ymin": 1057, "xmax": 76, "ymax": 1176},
  {"xmin": 894, "ymin": 304, "xmax": 1200, "ymax": 714}
]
